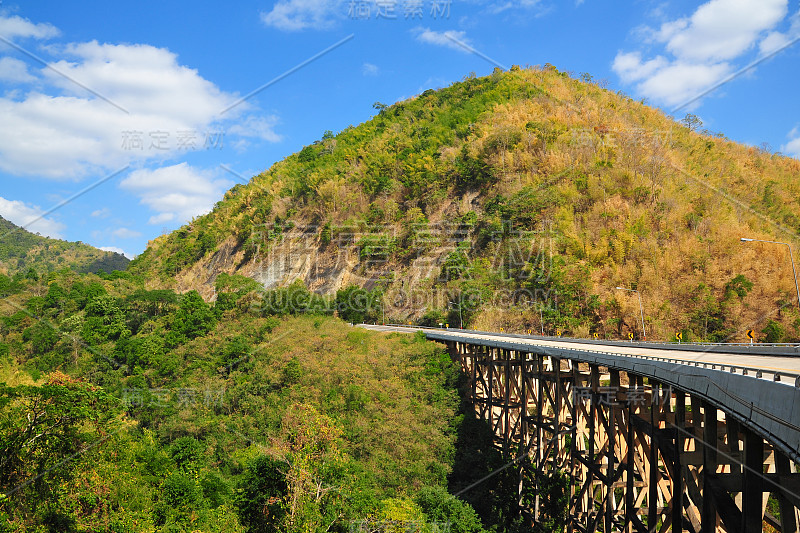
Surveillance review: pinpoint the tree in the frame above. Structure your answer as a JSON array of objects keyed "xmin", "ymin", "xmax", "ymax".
[
  {"xmin": 236, "ymin": 455, "xmax": 289, "ymax": 532},
  {"xmin": 680, "ymin": 113, "xmax": 702, "ymax": 132},
  {"xmin": 253, "ymin": 280, "xmax": 328, "ymax": 316},
  {"xmin": 282, "ymin": 357, "xmax": 303, "ymax": 387},
  {"xmin": 154, "ymin": 472, "xmax": 204, "ymax": 527},
  {"xmin": 82, "ymin": 294, "xmax": 130, "ymax": 345},
  {"xmin": 689, "ymin": 283, "xmax": 731, "ymax": 342},
  {"xmin": 455, "ymin": 145, "xmax": 494, "ymax": 188},
  {"xmin": 167, "ymin": 290, "xmax": 216, "ymax": 346},
  {"xmin": 0, "ymin": 373, "xmax": 117, "ymax": 521},
  {"xmin": 126, "ymin": 289, "xmax": 178, "ymax": 318},
  {"xmin": 43, "ymin": 282, "xmax": 67, "ymax": 311},
  {"xmin": 724, "ymin": 274, "xmax": 753, "ymax": 300},
  {"xmin": 214, "ymin": 273, "xmax": 261, "ymax": 296},
  {"xmin": 28, "ymin": 321, "xmax": 60, "ymax": 360},
  {"xmin": 335, "ymin": 285, "xmax": 379, "ymax": 324},
  {"xmin": 277, "ymin": 403, "xmax": 345, "ymax": 532},
  {"xmin": 0, "ymin": 274, "xmax": 10, "ymax": 296},
  {"xmin": 532, "ymin": 472, "xmax": 569, "ymax": 532},
  {"xmin": 525, "ymin": 120, "xmax": 565, "ymax": 157},
  {"xmin": 69, "ymin": 281, "xmax": 106, "ymax": 310},
  {"xmin": 441, "ymin": 244, "xmax": 471, "ymax": 281}
]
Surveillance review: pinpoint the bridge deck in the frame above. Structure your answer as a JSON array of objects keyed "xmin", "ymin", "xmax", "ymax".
[{"xmin": 361, "ymin": 325, "xmax": 800, "ymax": 464}]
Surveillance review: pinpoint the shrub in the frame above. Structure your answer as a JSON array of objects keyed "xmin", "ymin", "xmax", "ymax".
[
  {"xmin": 762, "ymin": 320, "xmax": 785, "ymax": 343},
  {"xmin": 414, "ymin": 486, "xmax": 485, "ymax": 533},
  {"xmin": 162, "ymin": 472, "xmax": 201, "ymax": 509},
  {"xmin": 168, "ymin": 437, "xmax": 205, "ymax": 471}
]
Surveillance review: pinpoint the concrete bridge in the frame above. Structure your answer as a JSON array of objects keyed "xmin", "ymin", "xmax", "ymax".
[{"xmin": 362, "ymin": 325, "xmax": 800, "ymax": 532}]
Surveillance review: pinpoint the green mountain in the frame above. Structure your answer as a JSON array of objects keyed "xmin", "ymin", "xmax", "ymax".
[
  {"xmin": 131, "ymin": 65, "xmax": 800, "ymax": 343},
  {"xmin": 0, "ymin": 215, "xmax": 129, "ymax": 276}
]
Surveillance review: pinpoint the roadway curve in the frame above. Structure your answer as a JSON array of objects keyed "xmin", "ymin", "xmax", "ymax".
[
  {"xmin": 360, "ymin": 325, "xmax": 800, "ymax": 462},
  {"xmin": 362, "ymin": 325, "xmax": 800, "ymax": 378}
]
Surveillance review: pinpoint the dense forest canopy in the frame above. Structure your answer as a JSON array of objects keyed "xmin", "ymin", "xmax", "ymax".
[{"xmin": 1, "ymin": 267, "xmax": 550, "ymax": 531}]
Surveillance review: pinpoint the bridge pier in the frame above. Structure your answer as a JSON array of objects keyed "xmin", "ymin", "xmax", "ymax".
[{"xmin": 445, "ymin": 339, "xmax": 800, "ymax": 532}]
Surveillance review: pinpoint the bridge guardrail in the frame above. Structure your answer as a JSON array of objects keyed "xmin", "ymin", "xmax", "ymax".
[
  {"xmin": 377, "ymin": 324, "xmax": 800, "ymax": 357},
  {"xmin": 421, "ymin": 330, "xmax": 800, "ymax": 388},
  {"xmin": 366, "ymin": 324, "xmax": 800, "ymax": 385}
]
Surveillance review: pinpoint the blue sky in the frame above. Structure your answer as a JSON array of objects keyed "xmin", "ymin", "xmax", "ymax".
[{"xmin": 0, "ymin": 0, "xmax": 798, "ymax": 258}]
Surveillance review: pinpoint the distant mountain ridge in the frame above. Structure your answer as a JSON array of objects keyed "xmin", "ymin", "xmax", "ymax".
[{"xmin": 0, "ymin": 215, "xmax": 129, "ymax": 275}]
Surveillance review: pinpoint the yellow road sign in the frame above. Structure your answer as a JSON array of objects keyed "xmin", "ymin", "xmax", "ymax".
[
  {"xmin": 676, "ymin": 332, "xmax": 682, "ymax": 341},
  {"xmin": 746, "ymin": 329, "xmax": 755, "ymax": 340},
  {"xmin": 593, "ymin": 332, "xmax": 599, "ymax": 339},
  {"xmin": 628, "ymin": 332, "xmax": 634, "ymax": 340}
]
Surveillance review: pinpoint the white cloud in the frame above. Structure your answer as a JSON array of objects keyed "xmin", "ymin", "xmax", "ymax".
[
  {"xmin": 487, "ymin": 0, "xmax": 542, "ymax": 15},
  {"xmin": 0, "ymin": 14, "xmax": 59, "ymax": 41},
  {"xmin": 261, "ymin": 0, "xmax": 342, "ymax": 31},
  {"xmin": 783, "ymin": 127, "xmax": 800, "ymax": 158},
  {"xmin": 637, "ymin": 61, "xmax": 731, "ymax": 108},
  {"xmin": 111, "ymin": 227, "xmax": 142, "ymax": 239},
  {"xmin": 45, "ymin": 41, "xmax": 235, "ymax": 120},
  {"xmin": 613, "ymin": 0, "xmax": 791, "ymax": 108},
  {"xmin": 0, "ymin": 57, "xmax": 36, "ymax": 83},
  {"xmin": 0, "ymin": 38, "xmax": 279, "ymax": 179},
  {"xmin": 91, "ymin": 207, "xmax": 110, "ymax": 218},
  {"xmin": 759, "ymin": 30, "xmax": 791, "ymax": 54},
  {"xmin": 0, "ymin": 196, "xmax": 65, "ymax": 238},
  {"xmin": 611, "ymin": 52, "xmax": 668, "ymax": 84},
  {"xmin": 99, "ymin": 246, "xmax": 131, "ymax": 258},
  {"xmin": 120, "ymin": 163, "xmax": 232, "ymax": 225},
  {"xmin": 661, "ymin": 0, "xmax": 787, "ymax": 62},
  {"xmin": 0, "ymin": 94, "xmax": 132, "ymax": 178},
  {"xmin": 760, "ymin": 10, "xmax": 800, "ymax": 54},
  {"xmin": 362, "ymin": 62, "xmax": 379, "ymax": 76},
  {"xmin": 413, "ymin": 27, "xmax": 471, "ymax": 51},
  {"xmin": 148, "ymin": 212, "xmax": 175, "ymax": 225},
  {"xmin": 227, "ymin": 114, "xmax": 282, "ymax": 143},
  {"xmin": 614, "ymin": 54, "xmax": 731, "ymax": 107}
]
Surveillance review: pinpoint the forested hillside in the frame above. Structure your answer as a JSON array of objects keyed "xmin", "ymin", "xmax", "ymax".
[
  {"xmin": 130, "ymin": 65, "xmax": 800, "ymax": 343},
  {"xmin": 0, "ymin": 216, "xmax": 129, "ymax": 276},
  {"xmin": 2, "ymin": 269, "xmax": 541, "ymax": 532}
]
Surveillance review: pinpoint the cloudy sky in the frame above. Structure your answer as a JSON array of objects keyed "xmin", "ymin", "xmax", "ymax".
[{"xmin": 0, "ymin": 0, "xmax": 798, "ymax": 258}]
